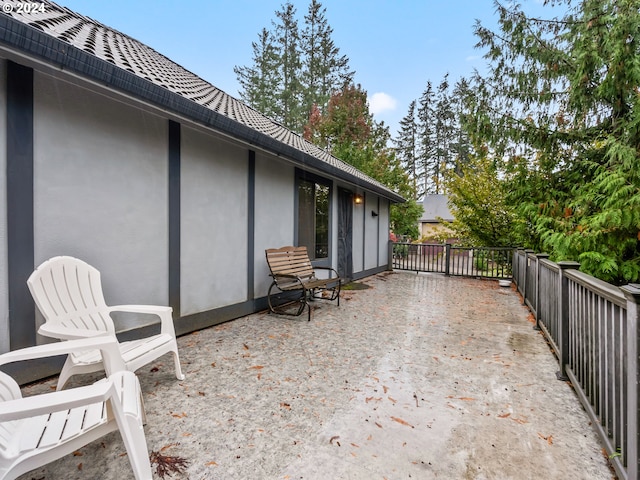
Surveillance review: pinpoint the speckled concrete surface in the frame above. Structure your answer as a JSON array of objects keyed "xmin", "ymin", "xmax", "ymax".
[{"xmin": 17, "ymin": 271, "xmax": 615, "ymax": 480}]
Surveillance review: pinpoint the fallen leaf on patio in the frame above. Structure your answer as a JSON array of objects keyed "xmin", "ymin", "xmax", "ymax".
[
  {"xmin": 249, "ymin": 365, "xmax": 264, "ymax": 370},
  {"xmin": 383, "ymin": 385, "xmax": 389, "ymax": 394},
  {"xmin": 198, "ymin": 391, "xmax": 205, "ymax": 396},
  {"xmin": 367, "ymin": 434, "xmax": 373, "ymax": 440},
  {"xmin": 72, "ymin": 451, "xmax": 83, "ymax": 456},
  {"xmin": 280, "ymin": 402, "xmax": 291, "ymax": 409},
  {"xmin": 433, "ymin": 356, "xmax": 439, "ymax": 362},
  {"xmin": 351, "ymin": 443, "xmax": 360, "ymax": 448},
  {"xmin": 243, "ymin": 343, "xmax": 249, "ymax": 350},
  {"xmin": 160, "ymin": 443, "xmax": 180, "ymax": 452},
  {"xmin": 375, "ymin": 422, "xmax": 383, "ymax": 428},
  {"xmin": 329, "ymin": 435, "xmax": 340, "ymax": 445},
  {"xmin": 150, "ymin": 367, "xmax": 159, "ymax": 373},
  {"xmin": 447, "ymin": 396, "xmax": 476, "ymax": 401},
  {"xmin": 171, "ymin": 412, "xmax": 187, "ymax": 418},
  {"xmin": 182, "ymin": 433, "xmax": 192, "ymax": 437},
  {"xmin": 206, "ymin": 461, "xmax": 218, "ymax": 466},
  {"xmin": 211, "ymin": 362, "xmax": 216, "ymax": 367},
  {"xmin": 538, "ymin": 433, "xmax": 553, "ymax": 445},
  {"xmin": 498, "ymin": 413, "xmax": 511, "ymax": 418},
  {"xmin": 391, "ymin": 416, "xmax": 414, "ymax": 428},
  {"xmin": 150, "ymin": 450, "xmax": 189, "ymax": 479},
  {"xmin": 511, "ymin": 417, "xmax": 528, "ymax": 424},
  {"xmin": 77, "ymin": 463, "xmax": 82, "ymax": 471},
  {"xmin": 388, "ymin": 396, "xmax": 397, "ymax": 403}
]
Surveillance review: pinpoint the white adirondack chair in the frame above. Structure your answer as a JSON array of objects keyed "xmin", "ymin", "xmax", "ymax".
[
  {"xmin": 28, "ymin": 256, "xmax": 185, "ymax": 390},
  {"xmin": 0, "ymin": 336, "xmax": 152, "ymax": 480}
]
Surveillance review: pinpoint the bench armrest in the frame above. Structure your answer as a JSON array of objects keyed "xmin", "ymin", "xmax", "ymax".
[{"xmin": 313, "ymin": 266, "xmax": 340, "ymax": 279}]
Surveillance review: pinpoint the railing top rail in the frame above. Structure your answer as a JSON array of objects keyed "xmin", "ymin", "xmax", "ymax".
[
  {"xmin": 565, "ymin": 268, "xmax": 626, "ymax": 308},
  {"xmin": 539, "ymin": 258, "xmax": 560, "ymax": 273}
]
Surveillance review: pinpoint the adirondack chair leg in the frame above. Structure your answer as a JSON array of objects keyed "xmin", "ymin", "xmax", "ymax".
[
  {"xmin": 171, "ymin": 346, "xmax": 186, "ymax": 381},
  {"xmin": 119, "ymin": 415, "xmax": 152, "ymax": 480}
]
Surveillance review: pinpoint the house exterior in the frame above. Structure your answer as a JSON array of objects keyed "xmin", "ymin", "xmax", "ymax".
[
  {"xmin": 419, "ymin": 194, "xmax": 454, "ymax": 240},
  {"xmin": 0, "ymin": 2, "xmax": 404, "ymax": 381}
]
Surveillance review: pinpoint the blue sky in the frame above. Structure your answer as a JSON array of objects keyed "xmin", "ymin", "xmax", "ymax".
[{"xmin": 56, "ymin": 0, "xmax": 553, "ymax": 136}]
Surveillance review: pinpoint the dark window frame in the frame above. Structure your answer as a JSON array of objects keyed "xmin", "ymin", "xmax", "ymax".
[{"xmin": 295, "ymin": 169, "xmax": 333, "ymax": 267}]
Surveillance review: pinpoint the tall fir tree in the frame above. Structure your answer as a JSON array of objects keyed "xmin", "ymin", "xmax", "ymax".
[
  {"xmin": 301, "ymin": 0, "xmax": 354, "ymax": 122},
  {"xmin": 433, "ymin": 74, "xmax": 455, "ymax": 193},
  {"xmin": 273, "ymin": 2, "xmax": 304, "ymax": 131},
  {"xmin": 395, "ymin": 100, "xmax": 421, "ymax": 199},
  {"xmin": 234, "ymin": 28, "xmax": 280, "ymax": 121},
  {"xmin": 417, "ymin": 81, "xmax": 436, "ymax": 195},
  {"xmin": 236, "ymin": 0, "xmax": 354, "ymax": 134}
]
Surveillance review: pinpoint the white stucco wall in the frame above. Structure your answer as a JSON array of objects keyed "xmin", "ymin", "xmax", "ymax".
[
  {"xmin": 33, "ymin": 73, "xmax": 169, "ymax": 307},
  {"xmin": 180, "ymin": 127, "xmax": 248, "ymax": 315},
  {"xmin": 253, "ymin": 153, "xmax": 295, "ymax": 297},
  {"xmin": 0, "ymin": 60, "xmax": 8, "ymax": 353}
]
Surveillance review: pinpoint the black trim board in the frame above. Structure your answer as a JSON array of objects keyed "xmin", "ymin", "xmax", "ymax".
[
  {"xmin": 168, "ymin": 120, "xmax": 181, "ymax": 317},
  {"xmin": 6, "ymin": 60, "xmax": 35, "ymax": 351},
  {"xmin": 247, "ymin": 150, "xmax": 255, "ymax": 303}
]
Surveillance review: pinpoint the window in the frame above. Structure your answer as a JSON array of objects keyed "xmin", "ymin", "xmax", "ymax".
[{"xmin": 298, "ymin": 178, "xmax": 330, "ymax": 261}]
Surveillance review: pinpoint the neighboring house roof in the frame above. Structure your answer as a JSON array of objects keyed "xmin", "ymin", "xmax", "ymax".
[
  {"xmin": 420, "ymin": 194, "xmax": 453, "ymax": 223},
  {"xmin": 0, "ymin": 1, "xmax": 405, "ymax": 203}
]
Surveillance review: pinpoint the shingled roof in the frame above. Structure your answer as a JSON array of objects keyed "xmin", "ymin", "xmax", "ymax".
[{"xmin": 0, "ymin": 1, "xmax": 405, "ymax": 203}]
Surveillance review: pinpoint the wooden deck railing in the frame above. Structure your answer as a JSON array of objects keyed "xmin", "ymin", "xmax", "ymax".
[
  {"xmin": 512, "ymin": 248, "xmax": 640, "ymax": 480},
  {"xmin": 389, "ymin": 242, "xmax": 639, "ymax": 479}
]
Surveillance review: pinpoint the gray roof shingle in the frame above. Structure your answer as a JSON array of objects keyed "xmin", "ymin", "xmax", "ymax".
[{"xmin": 0, "ymin": 1, "xmax": 404, "ymax": 203}]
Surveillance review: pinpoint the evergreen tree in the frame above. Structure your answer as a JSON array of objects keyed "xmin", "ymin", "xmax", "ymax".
[
  {"xmin": 417, "ymin": 81, "xmax": 437, "ymax": 195},
  {"xmin": 433, "ymin": 74, "xmax": 455, "ymax": 193},
  {"xmin": 472, "ymin": 0, "xmax": 640, "ymax": 284},
  {"xmin": 273, "ymin": 2, "xmax": 304, "ymax": 131},
  {"xmin": 235, "ymin": 0, "xmax": 354, "ymax": 134},
  {"xmin": 450, "ymin": 77, "xmax": 473, "ymax": 174},
  {"xmin": 301, "ymin": 0, "xmax": 354, "ymax": 121},
  {"xmin": 234, "ymin": 28, "xmax": 280, "ymax": 121},
  {"xmin": 395, "ymin": 100, "xmax": 421, "ymax": 199}
]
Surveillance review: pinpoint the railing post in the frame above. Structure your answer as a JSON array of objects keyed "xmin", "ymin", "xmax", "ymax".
[
  {"xmin": 556, "ymin": 261, "xmax": 580, "ymax": 381},
  {"xmin": 521, "ymin": 250, "xmax": 533, "ymax": 305},
  {"xmin": 387, "ymin": 240, "xmax": 393, "ymax": 271},
  {"xmin": 621, "ymin": 284, "xmax": 640, "ymax": 480},
  {"xmin": 445, "ymin": 244, "xmax": 451, "ymax": 276},
  {"xmin": 533, "ymin": 253, "xmax": 550, "ymax": 330}
]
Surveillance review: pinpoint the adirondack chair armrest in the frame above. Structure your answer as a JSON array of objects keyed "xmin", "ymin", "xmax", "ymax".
[
  {"xmin": 38, "ymin": 323, "xmax": 108, "ymax": 340},
  {"xmin": 0, "ymin": 377, "xmax": 116, "ymax": 422},
  {"xmin": 109, "ymin": 304, "xmax": 176, "ymax": 336},
  {"xmin": 0, "ymin": 336, "xmax": 126, "ymax": 375}
]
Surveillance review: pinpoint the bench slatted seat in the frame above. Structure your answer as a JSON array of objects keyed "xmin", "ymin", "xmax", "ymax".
[{"xmin": 265, "ymin": 246, "xmax": 341, "ymax": 321}]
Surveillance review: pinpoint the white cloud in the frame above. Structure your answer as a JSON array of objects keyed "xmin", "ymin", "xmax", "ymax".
[{"xmin": 368, "ymin": 92, "xmax": 397, "ymax": 115}]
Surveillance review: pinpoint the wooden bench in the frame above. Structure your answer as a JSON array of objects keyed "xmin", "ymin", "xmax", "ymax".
[{"xmin": 265, "ymin": 246, "xmax": 341, "ymax": 321}]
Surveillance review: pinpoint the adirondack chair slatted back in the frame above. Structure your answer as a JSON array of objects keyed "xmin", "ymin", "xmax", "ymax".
[
  {"xmin": 266, "ymin": 246, "xmax": 315, "ymax": 281},
  {"xmin": 28, "ymin": 256, "xmax": 115, "ymax": 334},
  {"xmin": 0, "ymin": 371, "xmax": 19, "ymax": 448}
]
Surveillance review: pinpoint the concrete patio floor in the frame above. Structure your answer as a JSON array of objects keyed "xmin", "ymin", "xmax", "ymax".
[{"xmin": 19, "ymin": 271, "xmax": 615, "ymax": 480}]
